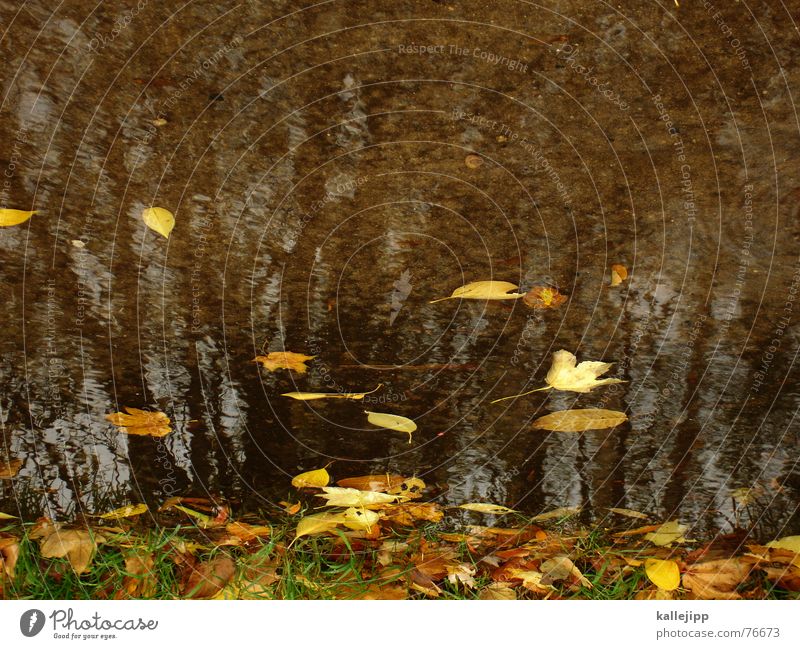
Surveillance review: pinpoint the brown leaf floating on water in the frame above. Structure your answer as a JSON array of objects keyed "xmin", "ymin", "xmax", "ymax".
[
  {"xmin": 523, "ymin": 286, "xmax": 568, "ymax": 309},
  {"xmin": 106, "ymin": 407, "xmax": 172, "ymax": 437}
]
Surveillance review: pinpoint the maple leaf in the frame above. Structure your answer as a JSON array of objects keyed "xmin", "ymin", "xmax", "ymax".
[
  {"xmin": 254, "ymin": 351, "xmax": 315, "ymax": 373},
  {"xmin": 106, "ymin": 407, "xmax": 172, "ymax": 437}
]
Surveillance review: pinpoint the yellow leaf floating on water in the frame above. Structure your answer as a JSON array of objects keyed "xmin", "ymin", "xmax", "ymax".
[
  {"xmin": 291, "ymin": 467, "xmax": 330, "ymax": 489},
  {"xmin": 429, "ymin": 280, "xmax": 526, "ymax": 303},
  {"xmin": 532, "ymin": 408, "xmax": 628, "ymax": 432},
  {"xmin": 610, "ymin": 263, "xmax": 628, "ymax": 287},
  {"xmin": 459, "ymin": 503, "xmax": 518, "ymax": 515},
  {"xmin": 316, "ymin": 487, "xmax": 400, "ymax": 508},
  {"xmin": 0, "ymin": 209, "xmax": 37, "ymax": 227},
  {"xmin": 492, "ymin": 350, "xmax": 624, "ymax": 403},
  {"xmin": 766, "ymin": 536, "xmax": 800, "ymax": 553},
  {"xmin": 106, "ymin": 407, "xmax": 172, "ymax": 437},
  {"xmin": 365, "ymin": 410, "xmax": 417, "ymax": 443},
  {"xmin": 254, "ymin": 351, "xmax": 315, "ymax": 373},
  {"xmin": 141, "ymin": 207, "xmax": 175, "ymax": 238},
  {"xmin": 98, "ymin": 503, "xmax": 148, "ymax": 520},
  {"xmin": 645, "ymin": 520, "xmax": 688, "ymax": 546},
  {"xmin": 645, "ymin": 558, "xmax": 681, "ymax": 591},
  {"xmin": 282, "ymin": 384, "xmax": 382, "ymax": 401},
  {"xmin": 608, "ymin": 507, "xmax": 649, "ymax": 520}
]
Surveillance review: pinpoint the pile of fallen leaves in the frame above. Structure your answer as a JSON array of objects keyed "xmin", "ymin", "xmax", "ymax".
[{"xmin": 1, "ymin": 474, "xmax": 797, "ymax": 600}]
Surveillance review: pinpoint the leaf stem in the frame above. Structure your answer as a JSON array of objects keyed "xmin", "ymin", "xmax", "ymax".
[{"xmin": 490, "ymin": 385, "xmax": 552, "ymax": 403}]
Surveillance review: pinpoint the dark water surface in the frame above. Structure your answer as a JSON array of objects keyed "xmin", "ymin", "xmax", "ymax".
[{"xmin": 1, "ymin": 1, "xmax": 799, "ymax": 537}]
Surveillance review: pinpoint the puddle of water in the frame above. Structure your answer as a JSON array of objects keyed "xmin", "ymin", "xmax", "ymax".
[{"xmin": 1, "ymin": 2, "xmax": 798, "ymax": 538}]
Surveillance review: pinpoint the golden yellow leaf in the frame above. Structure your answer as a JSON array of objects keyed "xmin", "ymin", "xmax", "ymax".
[
  {"xmin": 142, "ymin": 206, "xmax": 175, "ymax": 238},
  {"xmin": 0, "ymin": 458, "xmax": 22, "ymax": 479},
  {"xmin": 279, "ymin": 500, "xmax": 301, "ymax": 515},
  {"xmin": 172, "ymin": 505, "xmax": 217, "ymax": 528},
  {"xmin": 316, "ymin": 487, "xmax": 400, "ymax": 508},
  {"xmin": 682, "ymin": 559, "xmax": 750, "ymax": 599},
  {"xmin": 98, "ymin": 503, "xmax": 148, "ymax": 520},
  {"xmin": 766, "ymin": 536, "xmax": 800, "ymax": 553},
  {"xmin": 645, "ymin": 520, "xmax": 688, "ymax": 546},
  {"xmin": 0, "ymin": 209, "xmax": 37, "ymax": 227},
  {"xmin": 254, "ymin": 351, "xmax": 315, "ymax": 373},
  {"xmin": 225, "ymin": 522, "xmax": 271, "ymax": 542},
  {"xmin": 292, "ymin": 512, "xmax": 343, "ymax": 543},
  {"xmin": 430, "ymin": 280, "xmax": 526, "ymax": 303},
  {"xmin": 645, "ymin": 558, "xmax": 681, "ymax": 591},
  {"xmin": 341, "ymin": 507, "xmax": 381, "ymax": 531},
  {"xmin": 532, "ymin": 408, "xmax": 628, "ymax": 432},
  {"xmin": 381, "ymin": 503, "xmax": 444, "ymax": 526},
  {"xmin": 523, "ymin": 286, "xmax": 568, "ymax": 309},
  {"xmin": 39, "ymin": 528, "xmax": 103, "ymax": 574},
  {"xmin": 531, "ymin": 506, "xmax": 582, "ymax": 522},
  {"xmin": 459, "ymin": 503, "xmax": 518, "ymax": 515},
  {"xmin": 610, "ymin": 263, "xmax": 628, "ymax": 286},
  {"xmin": 365, "ymin": 410, "xmax": 417, "ymax": 443},
  {"xmin": 291, "ymin": 467, "xmax": 330, "ymax": 489},
  {"xmin": 492, "ymin": 350, "xmax": 624, "ymax": 402},
  {"xmin": 105, "ymin": 407, "xmax": 172, "ymax": 437},
  {"xmin": 0, "ymin": 512, "xmax": 18, "ymax": 519},
  {"xmin": 281, "ymin": 384, "xmax": 382, "ymax": 400},
  {"xmin": 608, "ymin": 507, "xmax": 649, "ymax": 520},
  {"xmin": 479, "ymin": 582, "xmax": 518, "ymax": 600},
  {"xmin": 509, "ymin": 569, "xmax": 555, "ymax": 594}
]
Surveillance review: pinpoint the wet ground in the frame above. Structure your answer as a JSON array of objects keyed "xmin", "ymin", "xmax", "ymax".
[{"xmin": 1, "ymin": 1, "xmax": 799, "ymax": 537}]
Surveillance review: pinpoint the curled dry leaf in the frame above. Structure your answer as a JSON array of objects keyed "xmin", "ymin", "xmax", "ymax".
[
  {"xmin": 645, "ymin": 558, "xmax": 681, "ymax": 591},
  {"xmin": 0, "ymin": 458, "xmax": 22, "ymax": 479},
  {"xmin": 282, "ymin": 384, "xmax": 382, "ymax": 401},
  {"xmin": 533, "ymin": 408, "xmax": 628, "ymax": 432},
  {"xmin": 0, "ymin": 536, "xmax": 20, "ymax": 579},
  {"xmin": 430, "ymin": 280, "xmax": 526, "ymax": 303},
  {"xmin": 523, "ymin": 286, "xmax": 568, "ymax": 309},
  {"xmin": 365, "ymin": 410, "xmax": 417, "ymax": 443},
  {"xmin": 645, "ymin": 521, "xmax": 689, "ymax": 547},
  {"xmin": 182, "ymin": 555, "xmax": 236, "ymax": 599},
  {"xmin": 98, "ymin": 503, "xmax": 148, "ymax": 520},
  {"xmin": 459, "ymin": 503, "xmax": 518, "ymax": 515},
  {"xmin": 682, "ymin": 559, "xmax": 750, "ymax": 599},
  {"xmin": 464, "ymin": 154, "xmax": 483, "ymax": 169},
  {"xmin": 141, "ymin": 206, "xmax": 175, "ymax": 238},
  {"xmin": 610, "ymin": 263, "xmax": 628, "ymax": 287},
  {"xmin": 116, "ymin": 551, "xmax": 156, "ymax": 599},
  {"xmin": 492, "ymin": 349, "xmax": 624, "ymax": 402},
  {"xmin": 106, "ymin": 407, "xmax": 171, "ymax": 437},
  {"xmin": 0, "ymin": 208, "xmax": 37, "ymax": 227},
  {"xmin": 254, "ymin": 351, "xmax": 315, "ymax": 373},
  {"xmin": 291, "ymin": 467, "xmax": 330, "ymax": 489}
]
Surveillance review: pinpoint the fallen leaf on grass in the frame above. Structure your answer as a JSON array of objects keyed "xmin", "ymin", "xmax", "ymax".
[
  {"xmin": 0, "ymin": 209, "xmax": 37, "ymax": 227},
  {"xmin": 523, "ymin": 286, "xmax": 567, "ymax": 309},
  {"xmin": 282, "ymin": 384, "xmax": 382, "ymax": 400},
  {"xmin": 172, "ymin": 504, "xmax": 222, "ymax": 528},
  {"xmin": 279, "ymin": 501, "xmax": 301, "ymax": 515},
  {"xmin": 225, "ymin": 522, "xmax": 271, "ymax": 542},
  {"xmin": 479, "ymin": 582, "xmax": 518, "ymax": 599},
  {"xmin": 254, "ymin": 351, "xmax": 315, "ymax": 373},
  {"xmin": 116, "ymin": 551, "xmax": 156, "ymax": 599},
  {"xmin": 533, "ymin": 408, "xmax": 628, "ymax": 432},
  {"xmin": 291, "ymin": 467, "xmax": 330, "ymax": 489},
  {"xmin": 459, "ymin": 503, "xmax": 518, "ymax": 515},
  {"xmin": 293, "ymin": 513, "xmax": 344, "ymax": 543},
  {"xmin": 531, "ymin": 506, "xmax": 582, "ymax": 522},
  {"xmin": 0, "ymin": 536, "xmax": 20, "ymax": 579},
  {"xmin": 540, "ymin": 555, "xmax": 593, "ymax": 589},
  {"xmin": 106, "ymin": 407, "xmax": 171, "ymax": 437},
  {"xmin": 39, "ymin": 528, "xmax": 104, "ymax": 574},
  {"xmin": 682, "ymin": 559, "xmax": 750, "ymax": 599},
  {"xmin": 610, "ymin": 264, "xmax": 628, "ymax": 287},
  {"xmin": 316, "ymin": 487, "xmax": 400, "ymax": 508},
  {"xmin": 141, "ymin": 207, "xmax": 175, "ymax": 238},
  {"xmin": 342, "ymin": 507, "xmax": 381, "ymax": 531},
  {"xmin": 182, "ymin": 556, "xmax": 235, "ymax": 599},
  {"xmin": 0, "ymin": 458, "xmax": 22, "ymax": 479},
  {"xmin": 430, "ymin": 280, "xmax": 525, "ymax": 303},
  {"xmin": 492, "ymin": 350, "xmax": 624, "ymax": 402},
  {"xmin": 645, "ymin": 521, "xmax": 688, "ymax": 547},
  {"xmin": 508, "ymin": 569, "xmax": 555, "ymax": 594},
  {"xmin": 381, "ymin": 503, "xmax": 444, "ymax": 526},
  {"xmin": 365, "ymin": 410, "xmax": 417, "ymax": 443},
  {"xmin": 645, "ymin": 558, "xmax": 681, "ymax": 591},
  {"xmin": 98, "ymin": 503, "xmax": 148, "ymax": 520}
]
